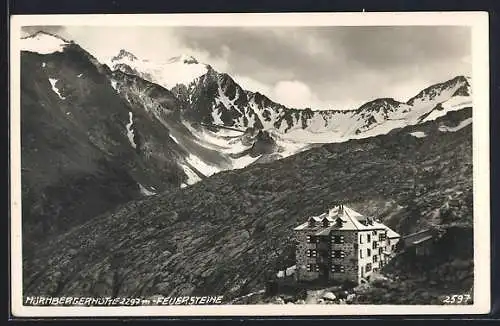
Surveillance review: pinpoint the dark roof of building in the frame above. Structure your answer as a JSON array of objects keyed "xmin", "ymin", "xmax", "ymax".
[
  {"xmin": 294, "ymin": 204, "xmax": 400, "ymax": 238},
  {"xmin": 402, "ymin": 229, "xmax": 434, "ymax": 245}
]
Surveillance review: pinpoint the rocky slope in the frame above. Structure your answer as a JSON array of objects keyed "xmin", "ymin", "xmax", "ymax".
[
  {"xmin": 23, "ymin": 108, "xmax": 473, "ymax": 302},
  {"xmin": 106, "ymin": 47, "xmax": 473, "ymax": 176},
  {"xmin": 20, "ymin": 32, "xmax": 193, "ymax": 252},
  {"xmin": 20, "ymin": 32, "xmax": 307, "ymax": 253}
]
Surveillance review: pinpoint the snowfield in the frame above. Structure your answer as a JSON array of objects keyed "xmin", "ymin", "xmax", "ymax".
[
  {"xmin": 107, "ymin": 52, "xmax": 208, "ymax": 90},
  {"xmin": 21, "ymin": 32, "xmax": 69, "ymax": 54},
  {"xmin": 438, "ymin": 118, "xmax": 473, "ymax": 133}
]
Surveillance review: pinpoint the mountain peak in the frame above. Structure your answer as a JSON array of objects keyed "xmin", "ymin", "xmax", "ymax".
[
  {"xmin": 406, "ymin": 75, "xmax": 471, "ymax": 106},
  {"xmin": 167, "ymin": 54, "xmax": 199, "ymax": 65},
  {"xmin": 22, "ymin": 30, "xmax": 71, "ymax": 43},
  {"xmin": 356, "ymin": 97, "xmax": 402, "ymax": 112},
  {"xmin": 111, "ymin": 49, "xmax": 138, "ymax": 62}
]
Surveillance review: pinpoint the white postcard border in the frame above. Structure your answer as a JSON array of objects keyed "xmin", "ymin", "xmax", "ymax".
[{"xmin": 9, "ymin": 11, "xmax": 490, "ymax": 317}]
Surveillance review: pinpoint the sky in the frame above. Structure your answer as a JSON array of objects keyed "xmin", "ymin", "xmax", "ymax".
[{"xmin": 22, "ymin": 25, "xmax": 471, "ymax": 110}]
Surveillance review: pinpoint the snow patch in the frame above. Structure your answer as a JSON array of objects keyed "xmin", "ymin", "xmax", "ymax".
[
  {"xmin": 42, "ymin": 62, "xmax": 46, "ymax": 68},
  {"xmin": 179, "ymin": 163, "xmax": 202, "ymax": 185},
  {"xmin": 185, "ymin": 154, "xmax": 220, "ymax": 177},
  {"xmin": 180, "ymin": 183, "xmax": 188, "ymax": 189},
  {"xmin": 422, "ymin": 96, "xmax": 472, "ymax": 122},
  {"xmin": 110, "ymin": 79, "xmax": 119, "ymax": 93},
  {"xmin": 21, "ymin": 33, "xmax": 69, "ymax": 54},
  {"xmin": 211, "ymin": 108, "xmax": 225, "ymax": 125},
  {"xmin": 169, "ymin": 134, "xmax": 181, "ymax": 145},
  {"xmin": 139, "ymin": 183, "xmax": 156, "ymax": 196},
  {"xmin": 183, "ymin": 122, "xmax": 252, "ymax": 156},
  {"xmin": 48, "ymin": 78, "xmax": 65, "ymax": 100},
  {"xmin": 409, "ymin": 131, "xmax": 427, "ymax": 138},
  {"xmin": 230, "ymin": 154, "xmax": 262, "ymax": 170},
  {"xmin": 438, "ymin": 117, "xmax": 472, "ymax": 132},
  {"xmin": 108, "ymin": 52, "xmax": 207, "ymax": 89},
  {"xmin": 126, "ymin": 111, "xmax": 136, "ymax": 148},
  {"xmin": 77, "ymin": 73, "xmax": 83, "ymax": 78}
]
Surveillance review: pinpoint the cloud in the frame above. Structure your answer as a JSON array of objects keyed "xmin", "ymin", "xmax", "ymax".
[
  {"xmin": 21, "ymin": 26, "xmax": 64, "ymax": 37},
  {"xmin": 232, "ymin": 75, "xmax": 272, "ymax": 95},
  {"xmin": 273, "ymin": 80, "xmax": 320, "ymax": 109},
  {"xmin": 172, "ymin": 26, "xmax": 471, "ymax": 109}
]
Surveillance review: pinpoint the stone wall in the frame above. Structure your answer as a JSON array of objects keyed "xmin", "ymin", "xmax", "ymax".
[
  {"xmin": 294, "ymin": 229, "xmax": 321, "ymax": 281},
  {"xmin": 328, "ymin": 230, "xmax": 358, "ymax": 283}
]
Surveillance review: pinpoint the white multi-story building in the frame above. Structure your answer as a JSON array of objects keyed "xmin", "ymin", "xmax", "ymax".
[{"xmin": 293, "ymin": 204, "xmax": 400, "ymax": 284}]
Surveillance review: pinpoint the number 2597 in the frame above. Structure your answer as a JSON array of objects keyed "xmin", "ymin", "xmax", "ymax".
[{"xmin": 442, "ymin": 294, "xmax": 471, "ymax": 304}]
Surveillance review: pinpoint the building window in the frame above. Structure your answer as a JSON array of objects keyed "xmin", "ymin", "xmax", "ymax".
[
  {"xmin": 360, "ymin": 234, "xmax": 363, "ymax": 244},
  {"xmin": 331, "ymin": 264, "xmax": 345, "ymax": 273},
  {"xmin": 372, "ymin": 241, "xmax": 378, "ymax": 249},
  {"xmin": 367, "ymin": 248, "xmax": 371, "ymax": 256},
  {"xmin": 307, "ymin": 235, "xmax": 318, "ymax": 243},
  {"xmin": 366, "ymin": 263, "xmax": 372, "ymax": 272},
  {"xmin": 379, "ymin": 247, "xmax": 383, "ymax": 255},
  {"xmin": 306, "ymin": 249, "xmax": 317, "ymax": 258},
  {"xmin": 360, "ymin": 249, "xmax": 363, "ymax": 259},
  {"xmin": 379, "ymin": 233, "xmax": 386, "ymax": 241},
  {"xmin": 391, "ymin": 244, "xmax": 395, "ymax": 251},
  {"xmin": 367, "ymin": 234, "xmax": 371, "ymax": 242},
  {"xmin": 331, "ymin": 235, "xmax": 345, "ymax": 244},
  {"xmin": 322, "ymin": 219, "xmax": 330, "ymax": 227},
  {"xmin": 332, "ymin": 250, "xmax": 345, "ymax": 259},
  {"xmin": 307, "ymin": 264, "xmax": 319, "ymax": 272},
  {"xmin": 373, "ymin": 255, "xmax": 378, "ymax": 263}
]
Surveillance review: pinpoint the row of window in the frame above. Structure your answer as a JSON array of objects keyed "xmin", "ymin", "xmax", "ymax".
[
  {"xmin": 306, "ymin": 235, "xmax": 347, "ymax": 244},
  {"xmin": 360, "ymin": 250, "xmax": 381, "ymax": 262},
  {"xmin": 306, "ymin": 233, "xmax": 393, "ymax": 247},
  {"xmin": 360, "ymin": 248, "xmax": 371, "ymax": 258},
  {"xmin": 362, "ymin": 246, "xmax": 394, "ymax": 257},
  {"xmin": 306, "ymin": 264, "xmax": 346, "ymax": 273},
  {"xmin": 331, "ymin": 235, "xmax": 345, "ymax": 244},
  {"xmin": 306, "ymin": 235, "xmax": 319, "ymax": 243},
  {"xmin": 306, "ymin": 248, "xmax": 389, "ymax": 260},
  {"xmin": 307, "ymin": 264, "xmax": 320, "ymax": 272},
  {"xmin": 360, "ymin": 234, "xmax": 371, "ymax": 244},
  {"xmin": 306, "ymin": 249, "xmax": 317, "ymax": 258},
  {"xmin": 359, "ymin": 232, "xmax": 387, "ymax": 244},
  {"xmin": 360, "ymin": 263, "xmax": 373, "ymax": 276},
  {"xmin": 306, "ymin": 249, "xmax": 347, "ymax": 258}
]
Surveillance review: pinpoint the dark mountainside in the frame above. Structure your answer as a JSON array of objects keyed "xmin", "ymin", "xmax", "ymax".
[
  {"xmin": 20, "ymin": 42, "xmax": 191, "ymax": 255},
  {"xmin": 23, "ymin": 108, "xmax": 473, "ymax": 303}
]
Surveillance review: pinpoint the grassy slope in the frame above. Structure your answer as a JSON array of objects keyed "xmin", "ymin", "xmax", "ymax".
[{"xmin": 22, "ymin": 108, "xmax": 473, "ymax": 303}]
